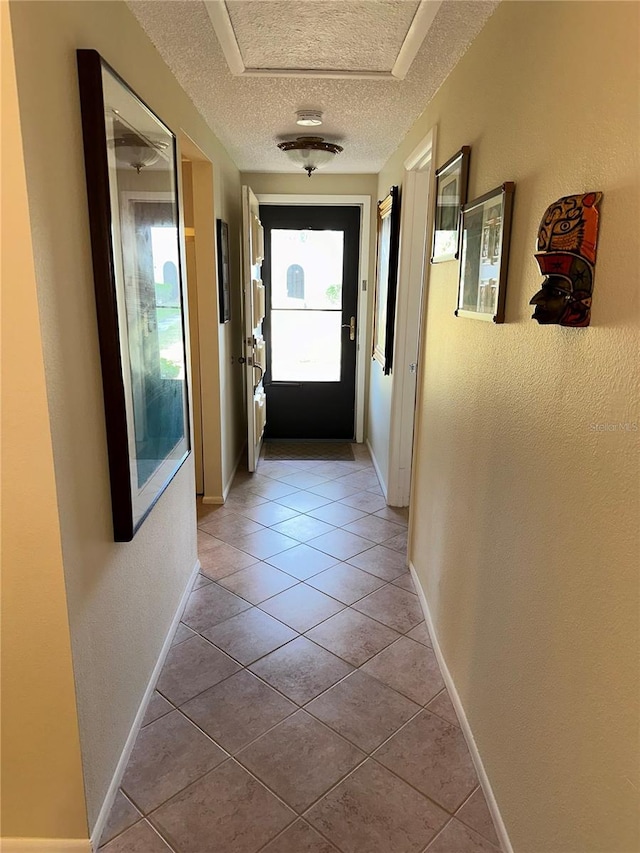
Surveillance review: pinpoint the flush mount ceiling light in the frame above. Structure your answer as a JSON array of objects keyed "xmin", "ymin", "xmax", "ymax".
[
  {"xmin": 277, "ymin": 136, "xmax": 343, "ymax": 177},
  {"xmin": 296, "ymin": 110, "xmax": 323, "ymax": 127},
  {"xmin": 110, "ymin": 118, "xmax": 169, "ymax": 173}
]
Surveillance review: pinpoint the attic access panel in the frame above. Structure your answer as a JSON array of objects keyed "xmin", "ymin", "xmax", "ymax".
[{"xmin": 204, "ymin": 0, "xmax": 442, "ymax": 79}]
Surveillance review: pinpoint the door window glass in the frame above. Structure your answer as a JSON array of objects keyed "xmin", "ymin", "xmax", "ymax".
[
  {"xmin": 270, "ymin": 229, "xmax": 344, "ymax": 382},
  {"xmin": 271, "ymin": 230, "xmax": 343, "ymax": 310},
  {"xmin": 271, "ymin": 311, "xmax": 341, "ymax": 382}
]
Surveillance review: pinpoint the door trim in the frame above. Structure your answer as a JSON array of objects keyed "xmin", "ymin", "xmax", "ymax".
[
  {"xmin": 387, "ymin": 128, "xmax": 437, "ymax": 506},
  {"xmin": 256, "ymin": 193, "xmax": 371, "ymax": 443}
]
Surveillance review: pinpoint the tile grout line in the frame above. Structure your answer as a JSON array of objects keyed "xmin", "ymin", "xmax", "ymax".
[
  {"xmin": 220, "ymin": 671, "xmax": 456, "ymax": 852},
  {"xmin": 200, "ymin": 531, "xmax": 410, "ymax": 587},
  {"xmin": 149, "ymin": 755, "xmax": 299, "ymax": 844},
  {"xmin": 233, "ymin": 714, "xmax": 371, "ymax": 814},
  {"xmin": 171, "ymin": 611, "xmax": 432, "ymax": 714},
  {"xmin": 161, "ymin": 625, "xmax": 434, "ymax": 773},
  {"xmin": 95, "ymin": 790, "xmax": 143, "ymax": 850},
  {"xmin": 128, "ymin": 700, "xmax": 463, "ymax": 853},
  {"xmin": 189, "ymin": 583, "xmax": 417, "ymax": 673},
  {"xmin": 160, "ymin": 558, "xmax": 426, "ymax": 727},
  {"xmin": 172, "ymin": 575, "xmax": 427, "ymax": 710},
  {"xmin": 144, "ymin": 817, "xmax": 181, "ymax": 853},
  {"xmin": 452, "ymin": 783, "xmax": 498, "ymax": 841},
  {"xmin": 252, "ymin": 817, "xmax": 342, "ymax": 853},
  {"xmin": 198, "ymin": 494, "xmax": 407, "ymax": 534}
]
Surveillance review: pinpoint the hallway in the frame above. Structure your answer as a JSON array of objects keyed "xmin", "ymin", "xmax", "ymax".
[{"xmin": 99, "ymin": 445, "xmax": 500, "ymax": 853}]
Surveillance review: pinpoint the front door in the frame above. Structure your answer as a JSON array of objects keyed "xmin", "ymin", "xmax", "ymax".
[{"xmin": 260, "ymin": 205, "xmax": 360, "ymax": 439}]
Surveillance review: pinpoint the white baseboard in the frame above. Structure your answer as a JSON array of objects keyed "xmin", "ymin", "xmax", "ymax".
[
  {"xmin": 89, "ymin": 558, "xmax": 201, "ymax": 851},
  {"xmin": 366, "ymin": 438, "xmax": 388, "ymax": 500},
  {"xmin": 409, "ymin": 563, "xmax": 514, "ymax": 853},
  {"xmin": 1, "ymin": 840, "xmax": 92, "ymax": 852}
]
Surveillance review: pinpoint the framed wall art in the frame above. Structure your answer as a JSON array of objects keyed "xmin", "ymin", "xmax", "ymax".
[
  {"xmin": 455, "ymin": 182, "xmax": 515, "ymax": 323},
  {"xmin": 373, "ymin": 185, "xmax": 401, "ymax": 375},
  {"xmin": 216, "ymin": 218, "xmax": 231, "ymax": 323},
  {"xmin": 77, "ymin": 49, "xmax": 190, "ymax": 541},
  {"xmin": 431, "ymin": 146, "xmax": 470, "ymax": 263}
]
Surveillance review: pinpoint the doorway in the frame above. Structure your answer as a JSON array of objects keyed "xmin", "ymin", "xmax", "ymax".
[
  {"xmin": 260, "ymin": 204, "xmax": 360, "ymax": 439},
  {"xmin": 387, "ymin": 127, "xmax": 436, "ymax": 506},
  {"xmin": 256, "ymin": 192, "xmax": 371, "ymax": 443},
  {"xmin": 180, "ymin": 135, "xmax": 226, "ymax": 502}
]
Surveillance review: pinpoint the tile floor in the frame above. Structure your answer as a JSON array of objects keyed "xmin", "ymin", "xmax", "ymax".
[{"xmin": 99, "ymin": 444, "xmax": 501, "ymax": 853}]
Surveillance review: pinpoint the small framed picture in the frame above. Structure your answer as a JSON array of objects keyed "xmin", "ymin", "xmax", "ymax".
[
  {"xmin": 455, "ymin": 182, "xmax": 515, "ymax": 323},
  {"xmin": 216, "ymin": 219, "xmax": 231, "ymax": 323},
  {"xmin": 431, "ymin": 146, "xmax": 470, "ymax": 263}
]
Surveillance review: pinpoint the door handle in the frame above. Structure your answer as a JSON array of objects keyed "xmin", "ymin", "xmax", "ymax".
[
  {"xmin": 342, "ymin": 316, "xmax": 356, "ymax": 341},
  {"xmin": 253, "ymin": 362, "xmax": 264, "ymax": 393}
]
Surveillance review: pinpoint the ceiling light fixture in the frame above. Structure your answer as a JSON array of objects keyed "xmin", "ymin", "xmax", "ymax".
[
  {"xmin": 277, "ymin": 136, "xmax": 343, "ymax": 177},
  {"xmin": 296, "ymin": 110, "xmax": 323, "ymax": 127},
  {"xmin": 110, "ymin": 118, "xmax": 169, "ymax": 173}
]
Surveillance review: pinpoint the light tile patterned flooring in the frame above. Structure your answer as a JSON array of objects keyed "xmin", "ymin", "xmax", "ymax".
[{"xmin": 100, "ymin": 445, "xmax": 501, "ymax": 853}]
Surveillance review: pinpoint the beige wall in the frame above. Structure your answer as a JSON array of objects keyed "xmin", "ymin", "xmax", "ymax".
[
  {"xmin": 367, "ymin": 357, "xmax": 392, "ymax": 491},
  {"xmin": 8, "ymin": 0, "xmax": 243, "ymax": 832},
  {"xmin": 242, "ymin": 171, "xmax": 378, "ymax": 199},
  {"xmin": 380, "ymin": 2, "xmax": 639, "ymax": 851},
  {"xmin": 1, "ymin": 3, "xmax": 88, "ymax": 840}
]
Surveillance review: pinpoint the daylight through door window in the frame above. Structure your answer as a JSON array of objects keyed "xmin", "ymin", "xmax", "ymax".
[{"xmin": 271, "ymin": 229, "xmax": 344, "ymax": 382}]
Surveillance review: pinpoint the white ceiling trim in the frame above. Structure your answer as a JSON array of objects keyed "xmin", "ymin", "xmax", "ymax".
[
  {"xmin": 392, "ymin": 0, "xmax": 442, "ymax": 80},
  {"xmin": 204, "ymin": 0, "xmax": 441, "ymax": 81},
  {"xmin": 203, "ymin": 0, "xmax": 244, "ymax": 74}
]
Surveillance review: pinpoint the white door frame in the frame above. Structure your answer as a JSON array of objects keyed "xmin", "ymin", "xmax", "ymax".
[
  {"xmin": 256, "ymin": 193, "xmax": 371, "ymax": 443},
  {"xmin": 386, "ymin": 127, "xmax": 437, "ymax": 505}
]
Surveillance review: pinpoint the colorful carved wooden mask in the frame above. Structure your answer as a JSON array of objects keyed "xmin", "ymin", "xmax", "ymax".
[{"xmin": 530, "ymin": 192, "xmax": 602, "ymax": 326}]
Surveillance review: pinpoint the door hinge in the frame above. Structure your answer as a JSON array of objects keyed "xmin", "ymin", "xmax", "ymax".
[{"xmin": 362, "ymin": 279, "xmax": 367, "ymax": 291}]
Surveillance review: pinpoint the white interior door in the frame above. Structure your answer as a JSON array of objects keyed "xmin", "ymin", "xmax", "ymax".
[{"xmin": 242, "ymin": 186, "xmax": 266, "ymax": 472}]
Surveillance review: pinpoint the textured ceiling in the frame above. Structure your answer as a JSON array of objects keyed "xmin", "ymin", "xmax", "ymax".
[
  {"xmin": 227, "ymin": 0, "xmax": 420, "ymax": 72},
  {"xmin": 128, "ymin": 0, "xmax": 499, "ymax": 174}
]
